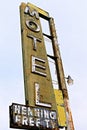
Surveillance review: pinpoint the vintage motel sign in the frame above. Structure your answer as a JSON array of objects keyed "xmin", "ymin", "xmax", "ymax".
[
  {"xmin": 20, "ymin": 2, "xmax": 57, "ymax": 110},
  {"xmin": 9, "ymin": 2, "xmax": 67, "ymax": 129}
]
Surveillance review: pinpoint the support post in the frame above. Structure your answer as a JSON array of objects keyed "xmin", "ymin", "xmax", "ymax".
[{"xmin": 49, "ymin": 17, "xmax": 74, "ymax": 130}]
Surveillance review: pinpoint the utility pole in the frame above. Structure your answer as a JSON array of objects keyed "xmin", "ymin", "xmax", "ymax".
[{"xmin": 49, "ymin": 17, "xmax": 74, "ymax": 130}]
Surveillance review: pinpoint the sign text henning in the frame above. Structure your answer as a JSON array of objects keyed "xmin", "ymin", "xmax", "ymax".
[{"xmin": 10, "ymin": 103, "xmax": 57, "ymax": 129}]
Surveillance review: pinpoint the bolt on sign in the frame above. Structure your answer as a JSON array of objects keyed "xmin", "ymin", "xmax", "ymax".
[{"xmin": 9, "ymin": 2, "xmax": 67, "ymax": 129}]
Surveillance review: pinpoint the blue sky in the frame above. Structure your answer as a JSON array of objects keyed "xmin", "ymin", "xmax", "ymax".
[{"xmin": 0, "ymin": 0, "xmax": 87, "ymax": 129}]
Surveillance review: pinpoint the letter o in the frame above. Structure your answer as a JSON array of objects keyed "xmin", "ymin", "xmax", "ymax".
[{"xmin": 26, "ymin": 20, "xmax": 40, "ymax": 32}]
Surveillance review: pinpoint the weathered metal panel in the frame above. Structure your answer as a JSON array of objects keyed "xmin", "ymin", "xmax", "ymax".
[
  {"xmin": 20, "ymin": 3, "xmax": 57, "ymax": 112},
  {"xmin": 54, "ymin": 89, "xmax": 67, "ymax": 127},
  {"xmin": 27, "ymin": 2, "xmax": 49, "ymax": 17}
]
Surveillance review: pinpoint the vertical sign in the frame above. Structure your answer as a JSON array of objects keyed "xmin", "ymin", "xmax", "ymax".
[
  {"xmin": 9, "ymin": 2, "xmax": 68, "ymax": 129},
  {"xmin": 20, "ymin": 3, "xmax": 56, "ymax": 112}
]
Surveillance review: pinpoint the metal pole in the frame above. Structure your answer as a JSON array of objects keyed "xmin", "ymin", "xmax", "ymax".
[{"xmin": 49, "ymin": 17, "xmax": 74, "ymax": 130}]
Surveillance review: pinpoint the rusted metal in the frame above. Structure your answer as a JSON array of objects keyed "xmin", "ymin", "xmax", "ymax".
[
  {"xmin": 49, "ymin": 17, "xmax": 74, "ymax": 130},
  {"xmin": 64, "ymin": 99, "xmax": 74, "ymax": 130}
]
